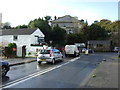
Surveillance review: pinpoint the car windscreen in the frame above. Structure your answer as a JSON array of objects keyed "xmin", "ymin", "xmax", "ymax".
[{"xmin": 39, "ymin": 50, "xmax": 50, "ymax": 54}]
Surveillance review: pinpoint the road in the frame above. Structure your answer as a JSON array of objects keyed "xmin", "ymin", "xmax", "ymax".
[
  {"xmin": 2, "ymin": 57, "xmax": 74, "ymax": 85},
  {"xmin": 1, "ymin": 52, "xmax": 117, "ymax": 88}
]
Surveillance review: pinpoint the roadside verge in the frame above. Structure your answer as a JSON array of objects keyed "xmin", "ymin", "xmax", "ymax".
[{"xmin": 80, "ymin": 58, "xmax": 118, "ymax": 88}]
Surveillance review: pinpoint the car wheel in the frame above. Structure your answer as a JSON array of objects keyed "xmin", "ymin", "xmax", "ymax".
[
  {"xmin": 52, "ymin": 59, "xmax": 55, "ymax": 64},
  {"xmin": 74, "ymin": 52, "xmax": 77, "ymax": 57},
  {"xmin": 65, "ymin": 54, "xmax": 68, "ymax": 57},
  {"xmin": 38, "ymin": 61, "xmax": 42, "ymax": 64},
  {"xmin": 78, "ymin": 53, "xmax": 80, "ymax": 56},
  {"xmin": 60, "ymin": 56, "xmax": 64, "ymax": 62},
  {"xmin": 2, "ymin": 66, "xmax": 7, "ymax": 77}
]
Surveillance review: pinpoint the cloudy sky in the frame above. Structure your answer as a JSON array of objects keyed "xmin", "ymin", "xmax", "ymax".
[{"xmin": 0, "ymin": 0, "xmax": 119, "ymax": 27}]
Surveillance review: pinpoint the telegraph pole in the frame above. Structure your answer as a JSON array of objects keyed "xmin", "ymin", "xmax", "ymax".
[
  {"xmin": 0, "ymin": 13, "xmax": 2, "ymax": 29},
  {"xmin": 118, "ymin": 2, "xmax": 120, "ymax": 57}
]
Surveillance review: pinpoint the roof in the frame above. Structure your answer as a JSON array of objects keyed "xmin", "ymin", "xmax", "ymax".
[
  {"xmin": 51, "ymin": 15, "xmax": 78, "ymax": 23},
  {"xmin": 0, "ymin": 28, "xmax": 38, "ymax": 36}
]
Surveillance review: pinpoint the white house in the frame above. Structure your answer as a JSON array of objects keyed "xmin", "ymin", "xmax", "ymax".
[{"xmin": 0, "ymin": 28, "xmax": 45, "ymax": 57}]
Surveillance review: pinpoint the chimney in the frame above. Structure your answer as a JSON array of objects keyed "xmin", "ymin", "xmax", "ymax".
[{"xmin": 54, "ymin": 16, "xmax": 57, "ymax": 20}]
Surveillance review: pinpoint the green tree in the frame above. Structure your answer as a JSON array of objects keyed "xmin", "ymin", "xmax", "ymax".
[
  {"xmin": 96, "ymin": 19, "xmax": 112, "ymax": 32},
  {"xmin": 80, "ymin": 23, "xmax": 90, "ymax": 44},
  {"xmin": 109, "ymin": 21, "xmax": 120, "ymax": 46},
  {"xmin": 51, "ymin": 25, "xmax": 66, "ymax": 46},
  {"xmin": 89, "ymin": 24, "xmax": 109, "ymax": 40},
  {"xmin": 7, "ymin": 43, "xmax": 17, "ymax": 57},
  {"xmin": 65, "ymin": 33, "xmax": 84, "ymax": 45},
  {"xmin": 2, "ymin": 22, "xmax": 11, "ymax": 29},
  {"xmin": 15, "ymin": 24, "xmax": 28, "ymax": 29},
  {"xmin": 109, "ymin": 21, "xmax": 120, "ymax": 32},
  {"xmin": 28, "ymin": 17, "xmax": 52, "ymax": 42}
]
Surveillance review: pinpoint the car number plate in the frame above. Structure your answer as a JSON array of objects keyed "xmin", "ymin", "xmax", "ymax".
[{"xmin": 41, "ymin": 59, "xmax": 46, "ymax": 61}]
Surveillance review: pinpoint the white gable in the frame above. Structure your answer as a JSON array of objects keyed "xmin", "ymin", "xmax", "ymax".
[
  {"xmin": 32, "ymin": 28, "xmax": 45, "ymax": 37},
  {"xmin": 0, "ymin": 28, "xmax": 46, "ymax": 57}
]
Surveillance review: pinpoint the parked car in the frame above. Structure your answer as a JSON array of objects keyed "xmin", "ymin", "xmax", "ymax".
[
  {"xmin": 81, "ymin": 48, "xmax": 87, "ymax": 53},
  {"xmin": 114, "ymin": 47, "xmax": 119, "ymax": 52},
  {"xmin": 84, "ymin": 48, "xmax": 94, "ymax": 55},
  {"xmin": 86, "ymin": 48, "xmax": 94, "ymax": 53},
  {"xmin": 65, "ymin": 45, "xmax": 80, "ymax": 57},
  {"xmin": 37, "ymin": 49, "xmax": 63, "ymax": 64},
  {"xmin": 0, "ymin": 61, "xmax": 10, "ymax": 77}
]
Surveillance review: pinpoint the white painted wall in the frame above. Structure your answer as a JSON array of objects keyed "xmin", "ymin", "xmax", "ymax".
[
  {"xmin": 32, "ymin": 28, "xmax": 45, "ymax": 37},
  {"xmin": 26, "ymin": 45, "xmax": 51, "ymax": 57},
  {"xmin": 0, "ymin": 35, "xmax": 32, "ymax": 57},
  {"xmin": 0, "ymin": 35, "xmax": 13, "ymax": 46},
  {"xmin": 26, "ymin": 46, "xmax": 43, "ymax": 57},
  {"xmin": 0, "ymin": 29, "xmax": 45, "ymax": 57}
]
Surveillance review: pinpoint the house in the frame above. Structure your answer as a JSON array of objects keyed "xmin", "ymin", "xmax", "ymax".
[
  {"xmin": 51, "ymin": 15, "xmax": 82, "ymax": 34},
  {"xmin": 87, "ymin": 40, "xmax": 113, "ymax": 52},
  {"xmin": 0, "ymin": 28, "xmax": 45, "ymax": 57}
]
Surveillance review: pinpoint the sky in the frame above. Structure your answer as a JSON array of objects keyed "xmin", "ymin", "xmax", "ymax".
[{"xmin": 0, "ymin": 0, "xmax": 119, "ymax": 27}]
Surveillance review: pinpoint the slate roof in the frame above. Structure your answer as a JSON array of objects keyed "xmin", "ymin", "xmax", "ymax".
[
  {"xmin": 51, "ymin": 15, "xmax": 78, "ymax": 23},
  {"xmin": 0, "ymin": 28, "xmax": 37, "ymax": 36}
]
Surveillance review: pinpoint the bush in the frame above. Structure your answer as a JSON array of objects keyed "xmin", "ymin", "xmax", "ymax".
[
  {"xmin": 28, "ymin": 52, "xmax": 31, "ymax": 56},
  {"xmin": 7, "ymin": 43, "xmax": 17, "ymax": 58}
]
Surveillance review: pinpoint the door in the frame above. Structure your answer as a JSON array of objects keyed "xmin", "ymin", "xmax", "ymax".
[{"xmin": 22, "ymin": 46, "xmax": 26, "ymax": 58}]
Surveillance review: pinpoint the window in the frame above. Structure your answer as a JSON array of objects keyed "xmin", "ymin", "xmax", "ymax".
[
  {"xmin": 89, "ymin": 44, "xmax": 93, "ymax": 47},
  {"xmin": 39, "ymin": 50, "xmax": 50, "ymax": 54},
  {"xmin": 13, "ymin": 35, "xmax": 18, "ymax": 41},
  {"xmin": 63, "ymin": 24, "xmax": 66, "ymax": 27},
  {"xmin": 97, "ymin": 44, "xmax": 103, "ymax": 47}
]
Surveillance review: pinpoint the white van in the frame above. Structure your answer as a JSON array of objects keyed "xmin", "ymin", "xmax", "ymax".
[{"xmin": 65, "ymin": 45, "xmax": 80, "ymax": 57}]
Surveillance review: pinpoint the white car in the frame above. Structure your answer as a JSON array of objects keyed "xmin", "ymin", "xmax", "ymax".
[
  {"xmin": 65, "ymin": 45, "xmax": 80, "ymax": 57},
  {"xmin": 114, "ymin": 47, "xmax": 119, "ymax": 52},
  {"xmin": 37, "ymin": 49, "xmax": 63, "ymax": 64}
]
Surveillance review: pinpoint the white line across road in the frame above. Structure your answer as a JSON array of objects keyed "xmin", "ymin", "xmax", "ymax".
[{"xmin": 1, "ymin": 57, "xmax": 80, "ymax": 89}]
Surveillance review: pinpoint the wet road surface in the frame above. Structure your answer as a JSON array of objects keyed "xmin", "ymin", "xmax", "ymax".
[
  {"xmin": 2, "ymin": 57, "xmax": 74, "ymax": 85},
  {"xmin": 2, "ymin": 52, "xmax": 117, "ymax": 88}
]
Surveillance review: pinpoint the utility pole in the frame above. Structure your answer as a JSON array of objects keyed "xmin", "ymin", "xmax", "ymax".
[
  {"xmin": 0, "ymin": 13, "xmax": 2, "ymax": 29},
  {"xmin": 118, "ymin": 1, "xmax": 120, "ymax": 57}
]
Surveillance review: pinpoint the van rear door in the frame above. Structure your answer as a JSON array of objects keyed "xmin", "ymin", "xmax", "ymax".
[{"xmin": 65, "ymin": 45, "xmax": 75, "ymax": 54}]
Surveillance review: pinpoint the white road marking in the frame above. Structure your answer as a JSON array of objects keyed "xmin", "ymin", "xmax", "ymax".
[
  {"xmin": 2, "ymin": 57, "xmax": 80, "ymax": 88},
  {"xmin": 70, "ymin": 57, "xmax": 80, "ymax": 62}
]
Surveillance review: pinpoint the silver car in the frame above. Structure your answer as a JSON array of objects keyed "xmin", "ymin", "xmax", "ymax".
[{"xmin": 37, "ymin": 49, "xmax": 63, "ymax": 64}]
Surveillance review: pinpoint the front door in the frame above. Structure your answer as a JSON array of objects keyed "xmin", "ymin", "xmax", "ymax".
[{"xmin": 22, "ymin": 46, "xmax": 26, "ymax": 58}]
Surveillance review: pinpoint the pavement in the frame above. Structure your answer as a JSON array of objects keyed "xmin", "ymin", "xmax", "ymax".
[
  {"xmin": 0, "ymin": 52, "xmax": 67, "ymax": 67},
  {"xmin": 1, "ymin": 57, "xmax": 37, "ymax": 66},
  {"xmin": 81, "ymin": 56, "xmax": 119, "ymax": 88}
]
